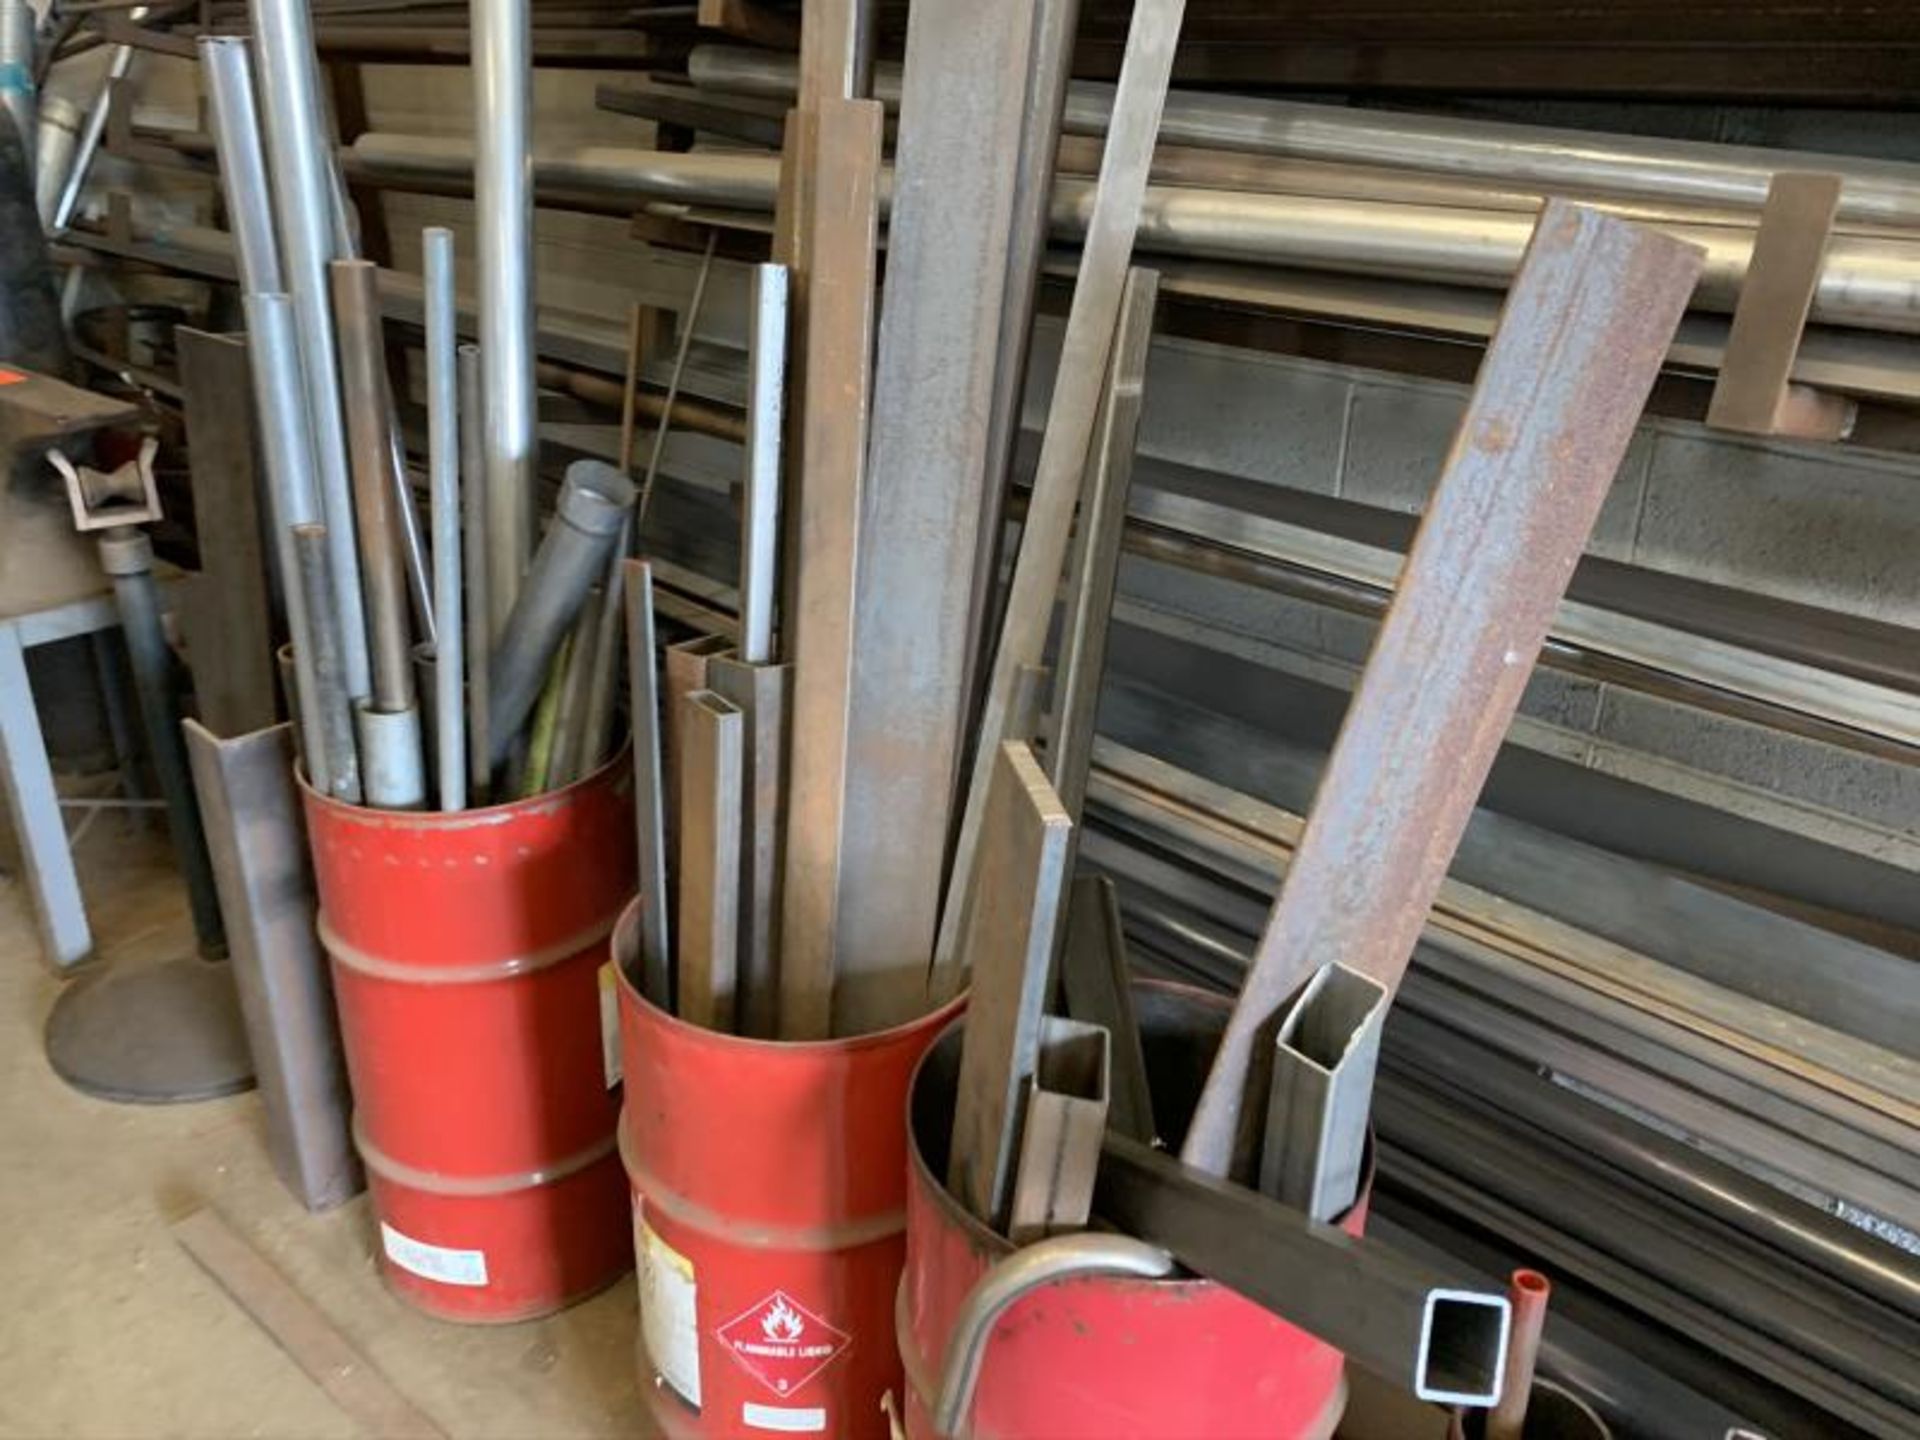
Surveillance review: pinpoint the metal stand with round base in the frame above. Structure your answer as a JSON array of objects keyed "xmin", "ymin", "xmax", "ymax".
[{"xmin": 45, "ymin": 956, "xmax": 254, "ymax": 1104}]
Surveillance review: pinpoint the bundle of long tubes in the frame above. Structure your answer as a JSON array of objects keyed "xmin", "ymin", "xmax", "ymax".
[{"xmin": 198, "ymin": 16, "xmax": 634, "ymax": 813}]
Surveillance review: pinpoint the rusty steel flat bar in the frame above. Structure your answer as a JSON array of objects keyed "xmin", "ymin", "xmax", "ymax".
[
  {"xmin": 1706, "ymin": 171, "xmax": 1844, "ymax": 436},
  {"xmin": 173, "ymin": 1207, "xmax": 445, "ymax": 1439},
  {"xmin": 946, "ymin": 741, "xmax": 1073, "ymax": 1231},
  {"xmin": 1179, "ymin": 201, "xmax": 1705, "ymax": 1181},
  {"xmin": 831, "ymin": 0, "xmax": 1038, "ymax": 1033},
  {"xmin": 930, "ymin": 0, "xmax": 1186, "ymax": 1007},
  {"xmin": 1059, "ymin": 873, "xmax": 1154, "ymax": 1143},
  {"xmin": 777, "ymin": 96, "xmax": 885, "ymax": 1041},
  {"xmin": 1007, "ymin": 1014, "xmax": 1110, "ymax": 1245},
  {"xmin": 676, "ymin": 688, "xmax": 743, "ymax": 1033}
]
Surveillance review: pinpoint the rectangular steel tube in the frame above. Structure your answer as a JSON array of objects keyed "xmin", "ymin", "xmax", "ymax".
[
  {"xmin": 1259, "ymin": 962, "xmax": 1387, "ymax": 1223},
  {"xmin": 676, "ymin": 688, "xmax": 743, "ymax": 1032},
  {"xmin": 707, "ymin": 655, "xmax": 788, "ymax": 1041},
  {"xmin": 1096, "ymin": 1133, "xmax": 1512, "ymax": 1406},
  {"xmin": 1179, "ymin": 202, "xmax": 1706, "ymax": 1180}
]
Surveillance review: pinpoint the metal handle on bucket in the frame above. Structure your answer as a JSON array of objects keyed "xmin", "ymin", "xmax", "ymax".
[{"xmin": 928, "ymin": 1233, "xmax": 1175, "ymax": 1438}]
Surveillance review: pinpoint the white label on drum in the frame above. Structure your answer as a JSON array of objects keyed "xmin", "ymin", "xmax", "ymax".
[
  {"xmin": 742, "ymin": 1402, "xmax": 827, "ymax": 1432},
  {"xmin": 379, "ymin": 1222, "xmax": 488, "ymax": 1287},
  {"xmin": 637, "ymin": 1204, "xmax": 701, "ymax": 1408},
  {"xmin": 598, "ymin": 960, "xmax": 623, "ymax": 1088}
]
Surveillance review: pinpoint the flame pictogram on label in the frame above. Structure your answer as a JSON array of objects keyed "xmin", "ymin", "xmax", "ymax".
[{"xmin": 715, "ymin": 1290, "xmax": 851, "ymax": 1399}]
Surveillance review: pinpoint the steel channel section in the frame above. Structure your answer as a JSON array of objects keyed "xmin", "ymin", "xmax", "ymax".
[
  {"xmin": 1042, "ymin": 265, "xmax": 1156, "ymax": 821},
  {"xmin": 831, "ymin": 0, "xmax": 1036, "ymax": 1032},
  {"xmin": 1006, "ymin": 1015, "xmax": 1109, "ymax": 1245},
  {"xmin": 185, "ymin": 719, "xmax": 360, "ymax": 1212},
  {"xmin": 929, "ymin": 0, "xmax": 1186, "ymax": 1007},
  {"xmin": 487, "ymin": 461, "xmax": 635, "ymax": 769},
  {"xmin": 1094, "ymin": 1133, "xmax": 1512, "ymax": 1407},
  {"xmin": 687, "ymin": 42, "xmax": 1920, "ymax": 229},
  {"xmin": 777, "ymin": 97, "xmax": 884, "ymax": 1041},
  {"xmin": 420, "ymin": 229, "xmax": 464, "ymax": 812},
  {"xmin": 738, "ymin": 263, "xmax": 787, "ymax": 666},
  {"xmin": 675, "ymin": 689, "xmax": 742, "ymax": 1033},
  {"xmin": 707, "ymin": 655, "xmax": 788, "ymax": 1041},
  {"xmin": 1180, "ymin": 204, "xmax": 1704, "ymax": 1180},
  {"xmin": 291, "ymin": 526, "xmax": 364, "ymax": 806},
  {"xmin": 252, "ymin": 0, "xmax": 372, "ymax": 701},
  {"xmin": 471, "ymin": 0, "xmax": 536, "ymax": 633}
]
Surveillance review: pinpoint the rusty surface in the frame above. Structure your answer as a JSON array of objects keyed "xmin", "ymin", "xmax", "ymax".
[{"xmin": 1179, "ymin": 201, "xmax": 1706, "ymax": 1180}]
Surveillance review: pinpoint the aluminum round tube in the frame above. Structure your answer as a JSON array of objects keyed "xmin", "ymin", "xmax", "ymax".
[
  {"xmin": 98, "ymin": 529, "xmax": 226, "ymax": 955},
  {"xmin": 291, "ymin": 524, "xmax": 363, "ymax": 804},
  {"xmin": 458, "ymin": 343, "xmax": 491, "ymax": 798},
  {"xmin": 328, "ymin": 258, "xmax": 416, "ymax": 715},
  {"xmin": 197, "ymin": 38, "xmax": 284, "ymax": 295},
  {"xmin": 423, "ymin": 227, "xmax": 464, "ymax": 812},
  {"xmin": 487, "ymin": 460, "xmax": 636, "ymax": 769},
  {"xmin": 251, "ymin": 0, "xmax": 372, "ymax": 703},
  {"xmin": 687, "ymin": 43, "xmax": 1920, "ymax": 229},
  {"xmin": 471, "ymin": 0, "xmax": 536, "ymax": 633},
  {"xmin": 345, "ymin": 135, "xmax": 1920, "ymax": 336}
]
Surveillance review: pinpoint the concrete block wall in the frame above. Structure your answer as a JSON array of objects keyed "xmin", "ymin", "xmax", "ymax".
[{"xmin": 1024, "ymin": 319, "xmax": 1920, "ymax": 856}]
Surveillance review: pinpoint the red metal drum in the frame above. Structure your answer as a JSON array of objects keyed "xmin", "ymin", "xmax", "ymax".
[
  {"xmin": 899, "ymin": 982, "xmax": 1365, "ymax": 1440},
  {"xmin": 303, "ymin": 755, "xmax": 636, "ymax": 1323},
  {"xmin": 613, "ymin": 901, "xmax": 963, "ymax": 1439}
]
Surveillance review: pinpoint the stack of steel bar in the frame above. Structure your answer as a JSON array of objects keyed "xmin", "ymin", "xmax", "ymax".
[{"xmin": 1078, "ymin": 718, "xmax": 1920, "ymax": 1436}]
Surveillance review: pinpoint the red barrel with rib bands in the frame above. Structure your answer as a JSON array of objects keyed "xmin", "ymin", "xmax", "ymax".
[
  {"xmin": 303, "ymin": 756, "xmax": 636, "ymax": 1322},
  {"xmin": 613, "ymin": 900, "xmax": 963, "ymax": 1439}
]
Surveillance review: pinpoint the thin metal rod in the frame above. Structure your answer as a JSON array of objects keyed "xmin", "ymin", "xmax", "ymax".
[
  {"xmin": 253, "ymin": 0, "xmax": 373, "ymax": 701},
  {"xmin": 1488, "ymin": 1269, "xmax": 1551, "ymax": 1440},
  {"xmin": 47, "ymin": 9, "xmax": 142, "ymax": 234},
  {"xmin": 291, "ymin": 526, "xmax": 362, "ymax": 804},
  {"xmin": 472, "ymin": 0, "xmax": 536, "ymax": 633},
  {"xmin": 328, "ymin": 258, "xmax": 415, "ymax": 715},
  {"xmin": 457, "ymin": 343, "xmax": 489, "ymax": 801},
  {"xmin": 636, "ymin": 230, "xmax": 718, "ymax": 531},
  {"xmin": 488, "ymin": 460, "xmax": 635, "ymax": 767},
  {"xmin": 423, "ymin": 227, "xmax": 464, "ymax": 811},
  {"xmin": 738, "ymin": 261, "xmax": 787, "ymax": 665}
]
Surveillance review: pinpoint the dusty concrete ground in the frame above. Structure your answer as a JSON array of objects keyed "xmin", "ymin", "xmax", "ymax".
[{"xmin": 0, "ymin": 809, "xmax": 642, "ymax": 1439}]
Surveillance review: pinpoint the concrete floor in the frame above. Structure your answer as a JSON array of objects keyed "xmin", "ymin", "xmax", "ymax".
[{"xmin": 0, "ymin": 812, "xmax": 642, "ymax": 1439}]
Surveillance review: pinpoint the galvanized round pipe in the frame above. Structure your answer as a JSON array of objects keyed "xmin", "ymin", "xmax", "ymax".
[
  {"xmin": 329, "ymin": 258, "xmax": 417, "ymax": 719},
  {"xmin": 0, "ymin": 0, "xmax": 37, "ymax": 178},
  {"xmin": 423, "ymin": 227, "xmax": 465, "ymax": 812},
  {"xmin": 487, "ymin": 460, "xmax": 635, "ymax": 769},
  {"xmin": 458, "ymin": 343, "xmax": 491, "ymax": 800},
  {"xmin": 252, "ymin": 0, "xmax": 373, "ymax": 702},
  {"xmin": 344, "ymin": 135, "xmax": 1920, "ymax": 335},
  {"xmin": 291, "ymin": 523, "xmax": 364, "ymax": 805},
  {"xmin": 48, "ymin": 11, "xmax": 142, "ymax": 235},
  {"xmin": 32, "ymin": 92, "xmax": 81, "ymax": 227},
  {"xmin": 470, "ymin": 0, "xmax": 537, "ymax": 634},
  {"xmin": 687, "ymin": 42, "xmax": 1920, "ymax": 229}
]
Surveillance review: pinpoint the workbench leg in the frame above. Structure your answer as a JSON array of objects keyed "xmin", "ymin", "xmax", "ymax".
[{"xmin": 0, "ymin": 624, "xmax": 91, "ymax": 969}]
